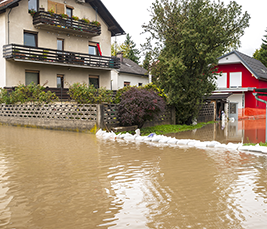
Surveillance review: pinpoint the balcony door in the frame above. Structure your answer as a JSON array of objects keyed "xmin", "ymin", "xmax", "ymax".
[
  {"xmin": 57, "ymin": 39, "xmax": 64, "ymax": 62},
  {"xmin": 57, "ymin": 74, "xmax": 64, "ymax": 88}
]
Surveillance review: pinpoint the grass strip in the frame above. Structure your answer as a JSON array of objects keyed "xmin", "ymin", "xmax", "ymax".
[
  {"xmin": 243, "ymin": 142, "xmax": 267, "ymax": 147},
  {"xmin": 116, "ymin": 121, "xmax": 215, "ymax": 135},
  {"xmin": 140, "ymin": 121, "xmax": 215, "ymax": 135}
]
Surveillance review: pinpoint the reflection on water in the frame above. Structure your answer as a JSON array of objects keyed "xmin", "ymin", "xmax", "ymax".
[
  {"xmin": 0, "ymin": 125, "xmax": 267, "ymax": 228},
  {"xmin": 169, "ymin": 119, "xmax": 266, "ymax": 144}
]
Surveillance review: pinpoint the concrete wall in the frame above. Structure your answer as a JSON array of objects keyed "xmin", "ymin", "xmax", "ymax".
[{"xmin": 3, "ymin": 0, "xmax": 113, "ymax": 88}]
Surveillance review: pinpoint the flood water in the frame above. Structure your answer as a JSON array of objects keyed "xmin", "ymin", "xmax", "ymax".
[
  {"xmin": 169, "ymin": 119, "xmax": 267, "ymax": 144},
  {"xmin": 0, "ymin": 125, "xmax": 267, "ymax": 229}
]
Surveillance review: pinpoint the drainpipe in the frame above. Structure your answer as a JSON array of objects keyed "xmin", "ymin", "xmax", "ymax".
[
  {"xmin": 8, "ymin": 8, "xmax": 12, "ymax": 44},
  {"xmin": 94, "ymin": 7, "xmax": 97, "ymax": 21},
  {"xmin": 253, "ymin": 93, "xmax": 267, "ymax": 142}
]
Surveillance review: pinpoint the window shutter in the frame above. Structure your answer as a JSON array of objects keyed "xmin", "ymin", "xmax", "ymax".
[{"xmin": 48, "ymin": 0, "xmax": 65, "ymax": 14}]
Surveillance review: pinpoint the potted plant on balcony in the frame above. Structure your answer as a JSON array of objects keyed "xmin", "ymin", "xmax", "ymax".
[
  {"xmin": 91, "ymin": 20, "xmax": 101, "ymax": 27},
  {"xmin": 28, "ymin": 9, "xmax": 36, "ymax": 17},
  {"xmin": 81, "ymin": 18, "xmax": 90, "ymax": 24},
  {"xmin": 48, "ymin": 8, "xmax": 55, "ymax": 16},
  {"xmin": 72, "ymin": 15, "xmax": 79, "ymax": 21},
  {"xmin": 61, "ymin": 13, "xmax": 69, "ymax": 19},
  {"xmin": 13, "ymin": 49, "xmax": 26, "ymax": 59}
]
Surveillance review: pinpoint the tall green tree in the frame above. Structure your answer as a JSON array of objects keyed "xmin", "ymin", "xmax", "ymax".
[
  {"xmin": 111, "ymin": 34, "xmax": 140, "ymax": 64},
  {"xmin": 142, "ymin": 0, "xmax": 250, "ymax": 124},
  {"xmin": 142, "ymin": 51, "xmax": 152, "ymax": 71},
  {"xmin": 253, "ymin": 28, "xmax": 267, "ymax": 67},
  {"xmin": 123, "ymin": 34, "xmax": 140, "ymax": 64}
]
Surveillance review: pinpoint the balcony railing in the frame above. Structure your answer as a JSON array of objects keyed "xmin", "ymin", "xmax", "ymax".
[
  {"xmin": 32, "ymin": 11, "xmax": 101, "ymax": 36},
  {"xmin": 3, "ymin": 44, "xmax": 120, "ymax": 69}
]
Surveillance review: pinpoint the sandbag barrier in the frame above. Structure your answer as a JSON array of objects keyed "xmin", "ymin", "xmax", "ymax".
[{"xmin": 96, "ymin": 129, "xmax": 267, "ymax": 154}]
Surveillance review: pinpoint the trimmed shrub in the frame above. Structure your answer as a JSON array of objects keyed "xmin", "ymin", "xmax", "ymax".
[
  {"xmin": 68, "ymin": 83, "xmax": 113, "ymax": 104},
  {"xmin": 118, "ymin": 87, "xmax": 166, "ymax": 128},
  {"xmin": 0, "ymin": 83, "xmax": 58, "ymax": 104}
]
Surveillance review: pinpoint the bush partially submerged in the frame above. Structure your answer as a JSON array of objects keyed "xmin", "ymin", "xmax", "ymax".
[
  {"xmin": 0, "ymin": 83, "xmax": 58, "ymax": 104},
  {"xmin": 118, "ymin": 87, "xmax": 166, "ymax": 128},
  {"xmin": 68, "ymin": 83, "xmax": 113, "ymax": 104}
]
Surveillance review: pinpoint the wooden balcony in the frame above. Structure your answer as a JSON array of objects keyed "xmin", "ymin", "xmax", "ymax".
[
  {"xmin": 32, "ymin": 11, "xmax": 101, "ymax": 37},
  {"xmin": 3, "ymin": 44, "xmax": 120, "ymax": 70}
]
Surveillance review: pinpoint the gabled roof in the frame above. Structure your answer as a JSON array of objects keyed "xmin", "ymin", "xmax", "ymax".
[
  {"xmin": 0, "ymin": 0, "xmax": 125, "ymax": 36},
  {"xmin": 118, "ymin": 58, "xmax": 148, "ymax": 76},
  {"xmin": 218, "ymin": 50, "xmax": 267, "ymax": 81}
]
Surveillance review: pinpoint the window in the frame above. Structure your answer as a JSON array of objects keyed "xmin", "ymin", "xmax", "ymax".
[
  {"xmin": 216, "ymin": 73, "xmax": 227, "ymax": 88},
  {"xmin": 25, "ymin": 70, "xmax": 39, "ymax": 85},
  {"xmin": 66, "ymin": 7, "xmax": 73, "ymax": 18},
  {"xmin": 89, "ymin": 75, "xmax": 99, "ymax": 89},
  {"xmin": 24, "ymin": 31, "xmax": 37, "ymax": 47},
  {"xmin": 138, "ymin": 83, "xmax": 143, "ymax": 87},
  {"xmin": 57, "ymin": 39, "xmax": 64, "ymax": 51},
  {"xmin": 124, "ymin": 82, "xmax": 130, "ymax": 87},
  {"xmin": 28, "ymin": 0, "xmax": 38, "ymax": 11},
  {"xmin": 57, "ymin": 74, "xmax": 64, "ymax": 88},
  {"xmin": 88, "ymin": 42, "xmax": 99, "ymax": 56},
  {"xmin": 230, "ymin": 72, "xmax": 242, "ymax": 88}
]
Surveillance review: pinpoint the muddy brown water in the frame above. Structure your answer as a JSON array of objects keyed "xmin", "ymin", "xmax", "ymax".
[{"xmin": 0, "ymin": 125, "xmax": 267, "ymax": 228}]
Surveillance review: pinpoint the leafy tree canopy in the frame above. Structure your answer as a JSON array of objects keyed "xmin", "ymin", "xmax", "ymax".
[
  {"xmin": 111, "ymin": 34, "xmax": 140, "ymax": 64},
  {"xmin": 142, "ymin": 0, "xmax": 250, "ymax": 124},
  {"xmin": 253, "ymin": 28, "xmax": 267, "ymax": 67}
]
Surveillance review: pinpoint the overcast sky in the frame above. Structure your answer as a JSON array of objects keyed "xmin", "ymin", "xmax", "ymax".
[{"xmin": 101, "ymin": 0, "xmax": 267, "ymax": 60}]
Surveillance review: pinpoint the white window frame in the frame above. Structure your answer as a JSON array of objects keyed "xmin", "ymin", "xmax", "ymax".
[
  {"xmin": 216, "ymin": 73, "xmax": 227, "ymax": 88},
  {"xmin": 230, "ymin": 72, "xmax": 242, "ymax": 88}
]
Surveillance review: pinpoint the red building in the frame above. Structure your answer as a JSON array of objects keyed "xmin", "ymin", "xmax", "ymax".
[{"xmin": 211, "ymin": 50, "xmax": 267, "ymax": 120}]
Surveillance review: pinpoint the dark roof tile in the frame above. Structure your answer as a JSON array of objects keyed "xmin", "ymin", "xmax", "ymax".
[
  {"xmin": 219, "ymin": 50, "xmax": 267, "ymax": 80},
  {"xmin": 118, "ymin": 58, "xmax": 148, "ymax": 76}
]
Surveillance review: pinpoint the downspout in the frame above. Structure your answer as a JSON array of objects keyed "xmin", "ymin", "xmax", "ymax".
[
  {"xmin": 94, "ymin": 7, "xmax": 97, "ymax": 21},
  {"xmin": 253, "ymin": 93, "xmax": 267, "ymax": 142},
  {"xmin": 8, "ymin": 8, "xmax": 12, "ymax": 44}
]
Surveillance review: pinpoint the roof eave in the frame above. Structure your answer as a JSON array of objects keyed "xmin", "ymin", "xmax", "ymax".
[
  {"xmin": 86, "ymin": 0, "xmax": 125, "ymax": 37},
  {"xmin": 0, "ymin": 0, "xmax": 21, "ymax": 14}
]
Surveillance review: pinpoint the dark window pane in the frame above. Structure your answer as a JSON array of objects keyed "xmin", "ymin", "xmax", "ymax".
[
  {"xmin": 28, "ymin": 0, "xmax": 38, "ymax": 11},
  {"xmin": 24, "ymin": 33, "xmax": 37, "ymax": 47},
  {"xmin": 66, "ymin": 8, "xmax": 72, "ymax": 17},
  {"xmin": 25, "ymin": 72, "xmax": 39, "ymax": 85},
  {"xmin": 89, "ymin": 77, "xmax": 99, "ymax": 89}
]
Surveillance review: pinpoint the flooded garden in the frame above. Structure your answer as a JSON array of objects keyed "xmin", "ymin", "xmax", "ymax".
[{"xmin": 0, "ymin": 122, "xmax": 267, "ymax": 228}]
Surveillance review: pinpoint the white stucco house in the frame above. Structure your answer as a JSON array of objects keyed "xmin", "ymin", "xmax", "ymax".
[
  {"xmin": 0, "ymin": 0, "xmax": 125, "ymax": 90},
  {"xmin": 111, "ymin": 52, "xmax": 149, "ymax": 90}
]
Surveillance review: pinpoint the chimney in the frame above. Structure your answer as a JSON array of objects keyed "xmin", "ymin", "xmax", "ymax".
[{"xmin": 117, "ymin": 51, "xmax": 123, "ymax": 63}]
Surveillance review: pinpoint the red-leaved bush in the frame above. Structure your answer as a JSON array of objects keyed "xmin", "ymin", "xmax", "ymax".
[{"xmin": 118, "ymin": 87, "xmax": 166, "ymax": 128}]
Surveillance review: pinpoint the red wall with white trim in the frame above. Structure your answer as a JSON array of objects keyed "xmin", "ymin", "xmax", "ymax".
[{"xmin": 217, "ymin": 63, "xmax": 267, "ymax": 109}]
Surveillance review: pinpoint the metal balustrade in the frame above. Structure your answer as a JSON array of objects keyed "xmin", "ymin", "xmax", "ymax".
[
  {"xmin": 3, "ymin": 44, "xmax": 120, "ymax": 69},
  {"xmin": 33, "ymin": 11, "xmax": 101, "ymax": 36}
]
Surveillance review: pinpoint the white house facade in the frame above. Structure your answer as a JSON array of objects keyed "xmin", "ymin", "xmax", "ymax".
[{"xmin": 0, "ymin": 0, "xmax": 125, "ymax": 89}]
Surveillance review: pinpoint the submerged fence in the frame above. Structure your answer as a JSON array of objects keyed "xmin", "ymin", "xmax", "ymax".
[{"xmin": 0, "ymin": 103, "xmax": 176, "ymax": 131}]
